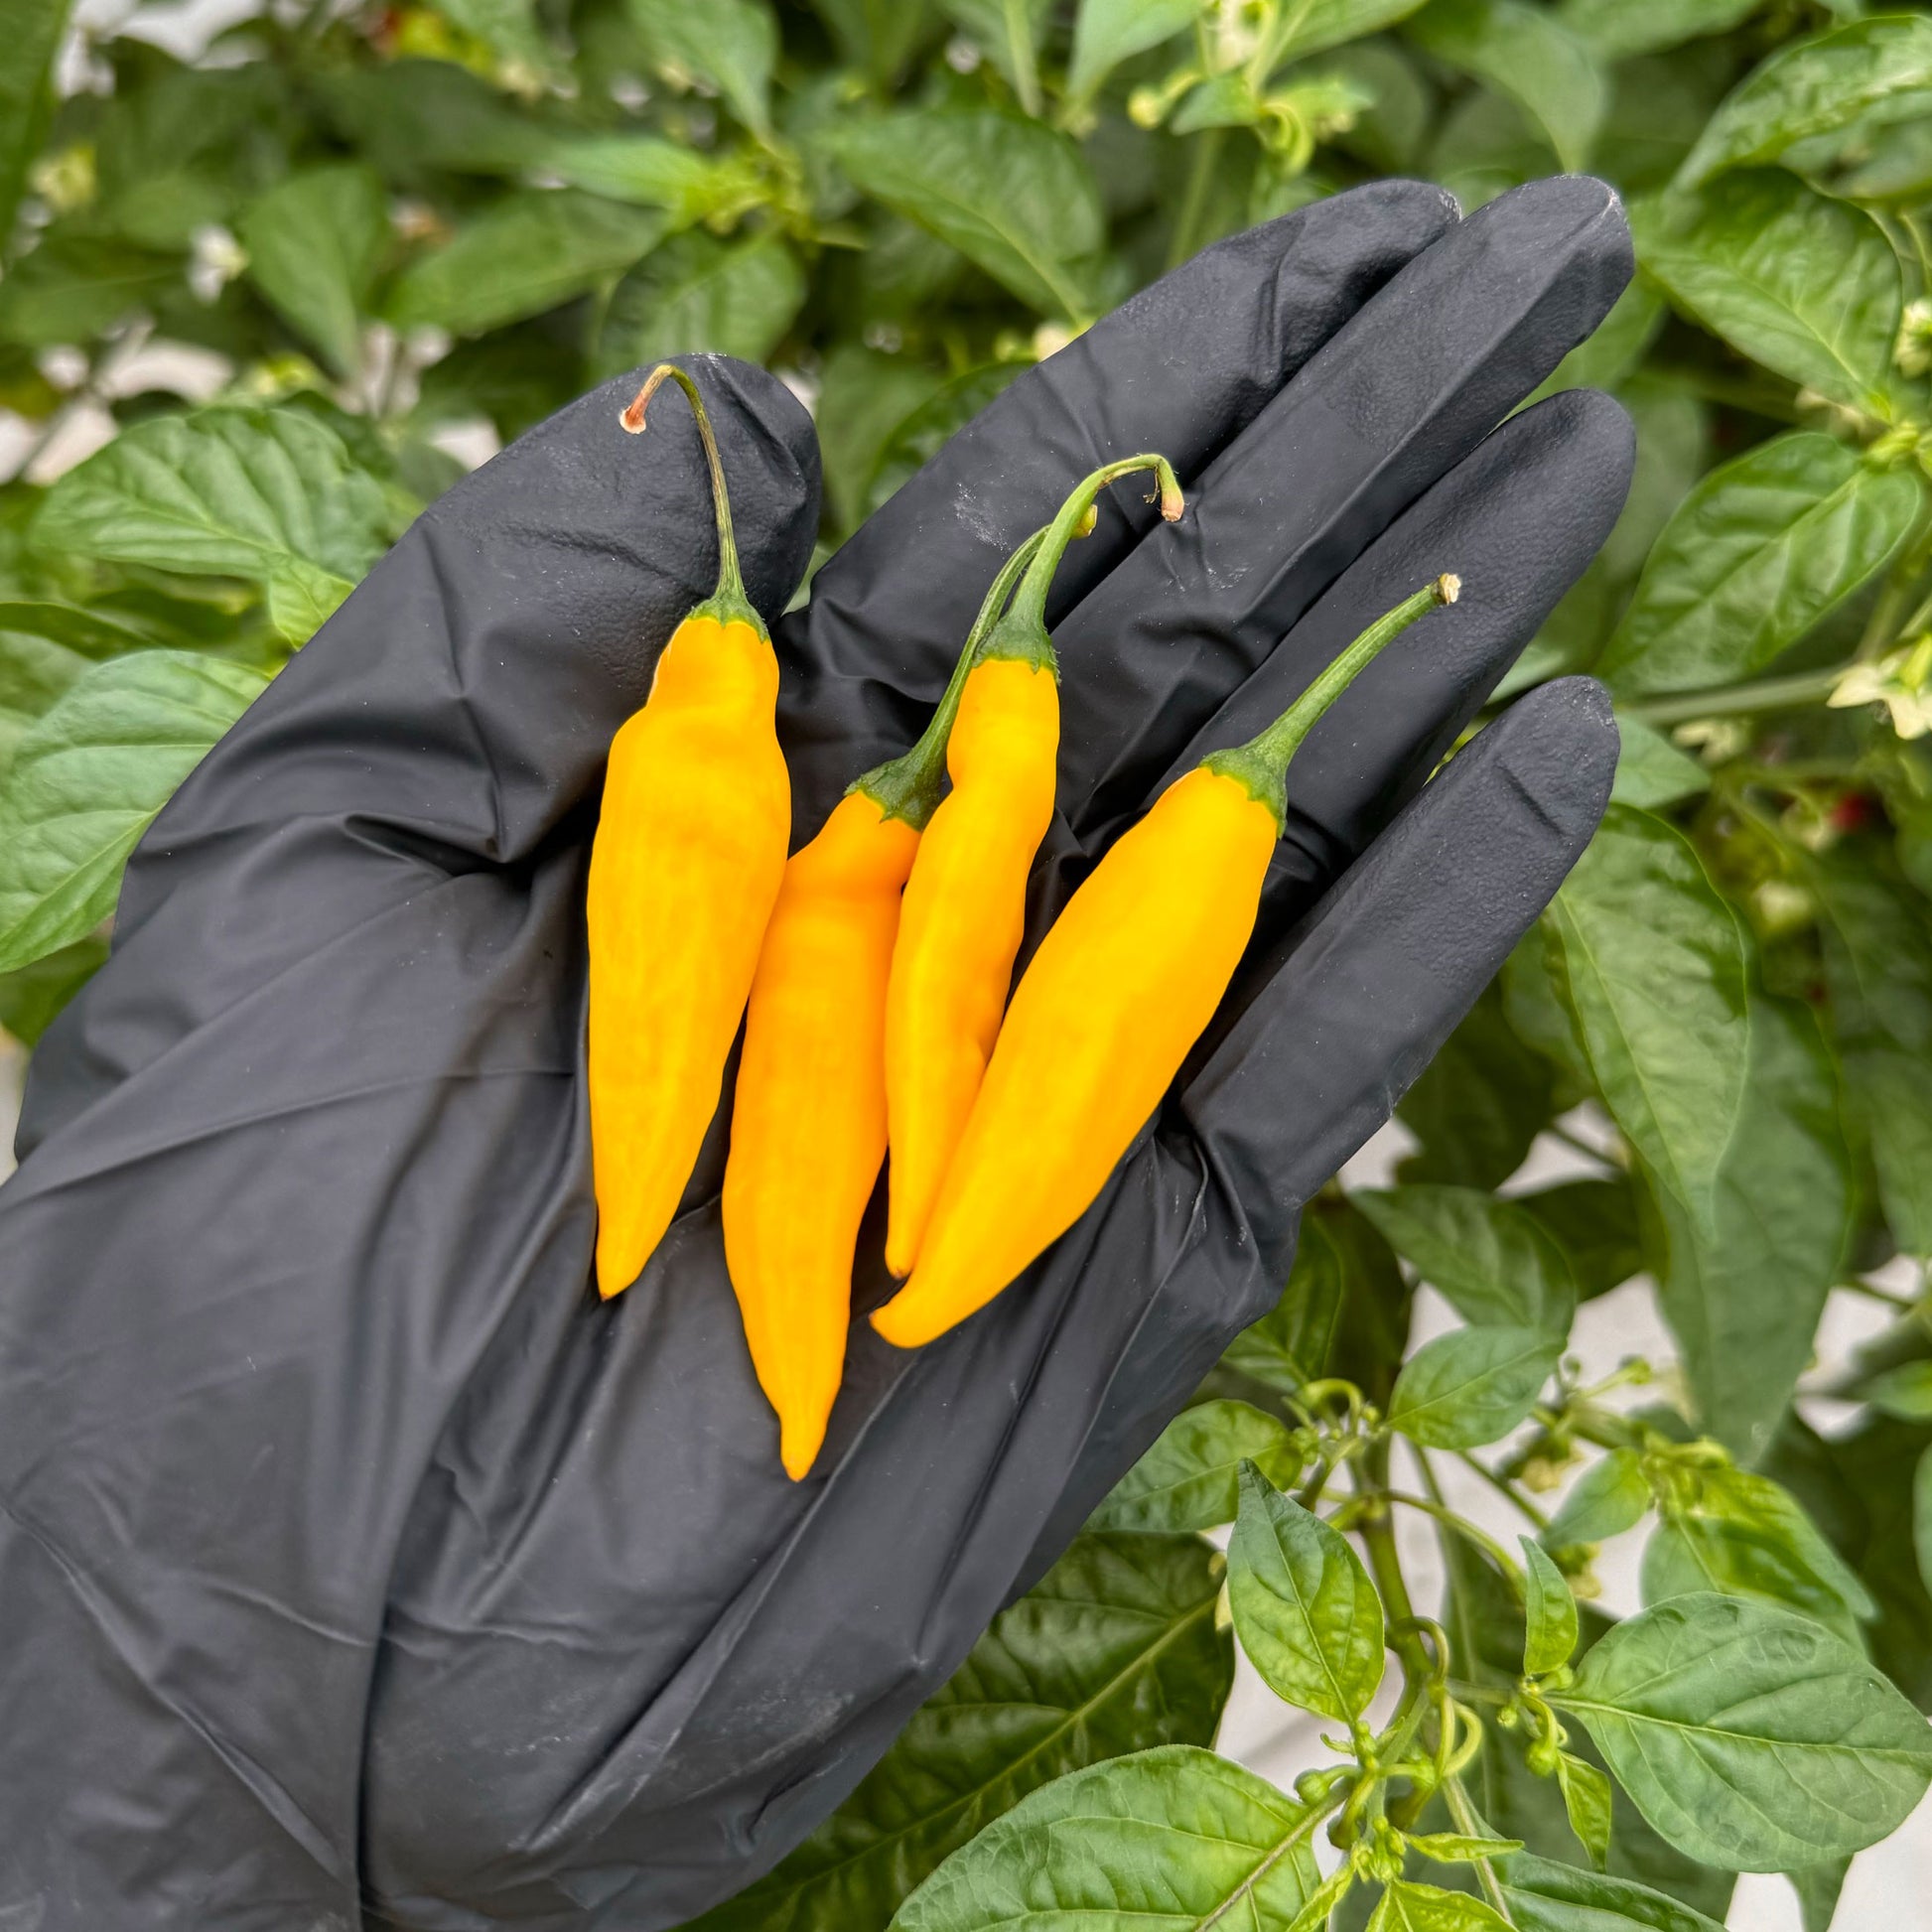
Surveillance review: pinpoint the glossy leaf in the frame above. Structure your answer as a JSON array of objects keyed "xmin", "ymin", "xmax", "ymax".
[
  {"xmin": 1598, "ymin": 433, "xmax": 1919, "ymax": 700},
  {"xmin": 1406, "ymin": 1832, "xmax": 1524, "ymax": 1865},
  {"xmin": 1370, "ymin": 1880, "xmax": 1510, "ymax": 1930},
  {"xmin": 1553, "ymin": 1592, "xmax": 1932, "ymax": 1870},
  {"xmin": 0, "ymin": 0, "xmax": 75, "ymax": 257},
  {"xmin": 1221, "ymin": 1216, "xmax": 1346, "ymax": 1396},
  {"xmin": 697, "ymin": 1533, "xmax": 1232, "ymax": 1931},
  {"xmin": 0, "ymin": 933, "xmax": 106, "ymax": 1046},
  {"xmin": 1498, "ymin": 1853, "xmax": 1725, "ymax": 1932},
  {"xmin": 1228, "ymin": 1462, "xmax": 1383, "ymax": 1723},
  {"xmin": 1354, "ymin": 1183, "xmax": 1577, "ymax": 1335},
  {"xmin": 1610, "ymin": 716, "xmax": 1711, "ymax": 810},
  {"xmin": 0, "ymin": 653, "xmax": 268, "ymax": 975},
  {"xmin": 1545, "ymin": 1449, "xmax": 1651, "ymax": 1551},
  {"xmin": 1407, "ymin": 0, "xmax": 1604, "ymax": 170},
  {"xmin": 33, "ymin": 409, "xmax": 389, "ymax": 644},
  {"xmin": 1089, "ymin": 1401, "xmax": 1304, "ymax": 1534},
  {"xmin": 827, "ymin": 109, "xmax": 1110, "ymax": 321},
  {"xmin": 1067, "ymin": 0, "xmax": 1198, "ymax": 102},
  {"xmin": 627, "ymin": 0, "xmax": 779, "ymax": 137},
  {"xmin": 1556, "ymin": 0, "xmax": 1759, "ymax": 64},
  {"xmin": 1679, "ymin": 15, "xmax": 1932, "ymax": 188},
  {"xmin": 1633, "ymin": 172, "xmax": 1908, "ymax": 420},
  {"xmin": 1523, "ymin": 1536, "xmax": 1580, "ymax": 1674},
  {"xmin": 597, "ymin": 231, "xmax": 805, "ymax": 379},
  {"xmin": 1557, "ymin": 1751, "xmax": 1613, "ymax": 1873},
  {"xmin": 1544, "ymin": 806, "xmax": 1749, "ymax": 1231},
  {"xmin": 238, "ymin": 165, "xmax": 388, "ymax": 378},
  {"xmin": 890, "ymin": 1745, "xmax": 1323, "ymax": 1930},
  {"xmin": 387, "ymin": 191, "xmax": 667, "ymax": 339},
  {"xmin": 1387, "ymin": 1325, "xmax": 1561, "ymax": 1449}
]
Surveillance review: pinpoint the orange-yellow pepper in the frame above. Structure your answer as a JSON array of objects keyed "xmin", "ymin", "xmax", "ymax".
[
  {"xmin": 587, "ymin": 364, "xmax": 790, "ymax": 1300},
  {"xmin": 721, "ymin": 532, "xmax": 1048, "ymax": 1477},
  {"xmin": 883, "ymin": 456, "xmax": 1184, "ymax": 1278},
  {"xmin": 873, "ymin": 575, "xmax": 1460, "ymax": 1348}
]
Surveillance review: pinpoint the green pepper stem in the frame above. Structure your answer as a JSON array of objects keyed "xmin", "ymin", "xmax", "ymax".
[
  {"xmin": 856, "ymin": 524, "xmax": 1052, "ymax": 830},
  {"xmin": 1203, "ymin": 575, "xmax": 1460, "ymax": 829},
  {"xmin": 621, "ymin": 362, "xmax": 763, "ymax": 635},
  {"xmin": 978, "ymin": 453, "xmax": 1185, "ymax": 673}
]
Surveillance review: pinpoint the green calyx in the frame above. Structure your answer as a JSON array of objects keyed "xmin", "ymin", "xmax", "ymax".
[
  {"xmin": 1202, "ymin": 574, "xmax": 1461, "ymax": 830},
  {"xmin": 622, "ymin": 361, "xmax": 767, "ymax": 639},
  {"xmin": 974, "ymin": 453, "xmax": 1185, "ymax": 676},
  {"xmin": 853, "ymin": 524, "xmax": 1051, "ymax": 831}
]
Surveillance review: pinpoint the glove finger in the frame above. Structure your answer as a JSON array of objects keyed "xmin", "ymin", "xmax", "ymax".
[
  {"xmin": 1043, "ymin": 176, "xmax": 1629, "ymax": 842},
  {"xmin": 775, "ymin": 181, "xmax": 1457, "ymax": 815},
  {"xmin": 1181, "ymin": 676, "xmax": 1618, "ymax": 1282}
]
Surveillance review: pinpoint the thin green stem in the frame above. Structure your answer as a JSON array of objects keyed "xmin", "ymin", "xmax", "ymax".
[
  {"xmin": 1454, "ymin": 1450, "xmax": 1551, "ymax": 1532},
  {"xmin": 1444, "ymin": 1777, "xmax": 1515, "ymax": 1920},
  {"xmin": 1354, "ymin": 1443, "xmax": 1432, "ymax": 1688},
  {"xmin": 1837, "ymin": 1275, "xmax": 1918, "ymax": 1311},
  {"xmin": 1167, "ymin": 126, "xmax": 1226, "ymax": 271},
  {"xmin": 1629, "ymin": 664, "xmax": 1845, "ymax": 728},
  {"xmin": 1384, "ymin": 1492, "xmax": 1525, "ymax": 1590}
]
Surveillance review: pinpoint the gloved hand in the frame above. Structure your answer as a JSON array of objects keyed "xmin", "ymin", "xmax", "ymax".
[{"xmin": 0, "ymin": 176, "xmax": 1633, "ymax": 1932}]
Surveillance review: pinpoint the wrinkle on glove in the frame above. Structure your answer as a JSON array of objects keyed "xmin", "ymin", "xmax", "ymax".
[{"xmin": 3, "ymin": 178, "xmax": 1628, "ymax": 1932}]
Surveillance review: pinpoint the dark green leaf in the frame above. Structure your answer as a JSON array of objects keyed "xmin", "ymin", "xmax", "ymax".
[
  {"xmin": 1597, "ymin": 433, "xmax": 1920, "ymax": 700},
  {"xmin": 34, "ymin": 408, "xmax": 389, "ymax": 644},
  {"xmin": 939, "ymin": 0, "xmax": 1052, "ymax": 116},
  {"xmin": 0, "ymin": 933, "xmax": 106, "ymax": 1045},
  {"xmin": 1632, "ymin": 172, "xmax": 1909, "ymax": 421},
  {"xmin": 1861, "ymin": 1362, "xmax": 1932, "ymax": 1423},
  {"xmin": 815, "ymin": 344, "xmax": 947, "ymax": 538},
  {"xmin": 1544, "ymin": 805, "xmax": 1749, "ymax": 1230},
  {"xmin": 1396, "ymin": 981, "xmax": 1555, "ymax": 1191},
  {"xmin": 1919, "ymin": 1446, "xmax": 1932, "ymax": 1602},
  {"xmin": 826, "ymin": 109, "xmax": 1110, "ymax": 321},
  {"xmin": 311, "ymin": 59, "xmax": 550, "ymax": 177},
  {"xmin": 1553, "ymin": 1592, "xmax": 1932, "ymax": 1869},
  {"xmin": 0, "ymin": 0, "xmax": 75, "ymax": 257},
  {"xmin": 1354, "ymin": 1184, "xmax": 1577, "ymax": 1335},
  {"xmin": 1498, "ymin": 1852, "xmax": 1725, "ymax": 1932},
  {"xmin": 0, "ymin": 652, "xmax": 268, "ymax": 974},
  {"xmin": 627, "ymin": 0, "xmax": 779, "ymax": 137},
  {"xmin": 1266, "ymin": 0, "xmax": 1431, "ymax": 70},
  {"xmin": 810, "ymin": 0, "xmax": 937, "ymax": 90},
  {"xmin": 1610, "ymin": 717, "xmax": 1711, "ymax": 810},
  {"xmin": 1221, "ymin": 1215, "xmax": 1346, "ymax": 1396},
  {"xmin": 238, "ymin": 165, "xmax": 389, "ymax": 378},
  {"xmin": 865, "ymin": 363, "xmax": 1025, "ymax": 520},
  {"xmin": 1229, "ymin": 1463, "xmax": 1383, "ymax": 1723},
  {"xmin": 1066, "ymin": 0, "xmax": 1197, "ymax": 104},
  {"xmin": 1318, "ymin": 1195, "xmax": 1415, "ymax": 1405},
  {"xmin": 1643, "ymin": 995, "xmax": 1852, "ymax": 1463},
  {"xmin": 1369, "ymin": 1880, "xmax": 1510, "ymax": 1930},
  {"xmin": 596, "ymin": 230, "xmax": 805, "ymax": 378},
  {"xmin": 1387, "ymin": 1325, "xmax": 1562, "ymax": 1449},
  {"xmin": 1523, "ymin": 1536, "xmax": 1580, "ymax": 1674},
  {"xmin": 431, "ymin": 0, "xmax": 562, "ymax": 83},
  {"xmin": 415, "ymin": 325, "xmax": 582, "ymax": 444},
  {"xmin": 1531, "ymin": 280, "xmax": 1665, "ymax": 404},
  {"xmin": 694, "ymin": 1533, "xmax": 1231, "ymax": 1932},
  {"xmin": 1090, "ymin": 1401, "xmax": 1304, "ymax": 1533},
  {"xmin": 891, "ymin": 1745, "xmax": 1323, "ymax": 1930},
  {"xmin": 1518, "ymin": 1178, "xmax": 1642, "ymax": 1303},
  {"xmin": 0, "ymin": 226, "xmax": 181, "ymax": 349},
  {"xmin": 1678, "ymin": 15, "xmax": 1932, "ymax": 188},
  {"xmin": 1407, "ymin": 0, "xmax": 1605, "ymax": 171},
  {"xmin": 1556, "ymin": 1752, "xmax": 1613, "ymax": 1873},
  {"xmin": 1555, "ymin": 0, "xmax": 1759, "ymax": 64},
  {"xmin": 1545, "ymin": 1449, "xmax": 1652, "ymax": 1551}
]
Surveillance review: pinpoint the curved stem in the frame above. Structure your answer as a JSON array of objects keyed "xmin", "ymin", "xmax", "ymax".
[{"xmin": 1629, "ymin": 665, "xmax": 1844, "ymax": 728}]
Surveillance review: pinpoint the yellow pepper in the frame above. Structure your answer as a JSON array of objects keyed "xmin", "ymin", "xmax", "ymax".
[
  {"xmin": 721, "ymin": 531, "xmax": 1049, "ymax": 1478},
  {"xmin": 587, "ymin": 364, "xmax": 790, "ymax": 1300},
  {"xmin": 883, "ymin": 455, "xmax": 1184, "ymax": 1278},
  {"xmin": 873, "ymin": 575, "xmax": 1460, "ymax": 1349}
]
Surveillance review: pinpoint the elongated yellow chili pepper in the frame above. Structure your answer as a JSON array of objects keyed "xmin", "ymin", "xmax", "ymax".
[
  {"xmin": 721, "ymin": 530, "xmax": 1049, "ymax": 1478},
  {"xmin": 883, "ymin": 456, "xmax": 1185, "ymax": 1278},
  {"xmin": 873, "ymin": 574, "xmax": 1460, "ymax": 1348},
  {"xmin": 587, "ymin": 364, "xmax": 790, "ymax": 1301}
]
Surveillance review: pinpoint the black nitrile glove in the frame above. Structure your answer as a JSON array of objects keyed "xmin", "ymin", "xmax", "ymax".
[{"xmin": 0, "ymin": 177, "xmax": 1633, "ymax": 1932}]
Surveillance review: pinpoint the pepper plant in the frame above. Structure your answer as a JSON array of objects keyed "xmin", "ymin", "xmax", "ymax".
[{"xmin": 5, "ymin": 0, "xmax": 1932, "ymax": 1926}]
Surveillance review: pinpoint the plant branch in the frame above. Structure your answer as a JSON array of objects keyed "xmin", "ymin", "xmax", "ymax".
[{"xmin": 1629, "ymin": 666, "xmax": 1846, "ymax": 728}]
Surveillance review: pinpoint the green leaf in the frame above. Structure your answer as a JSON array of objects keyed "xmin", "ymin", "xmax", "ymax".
[
  {"xmin": 1556, "ymin": 1752, "xmax": 1613, "ymax": 1873},
  {"xmin": 1369, "ymin": 1880, "xmax": 1510, "ymax": 1930},
  {"xmin": 890, "ymin": 1745, "xmax": 1323, "ymax": 1930},
  {"xmin": 0, "ymin": 652, "xmax": 269, "ymax": 974},
  {"xmin": 1406, "ymin": 0, "xmax": 1605, "ymax": 171},
  {"xmin": 1518, "ymin": 1178, "xmax": 1642, "ymax": 1303},
  {"xmin": 697, "ymin": 1532, "xmax": 1231, "ymax": 1932},
  {"xmin": 388, "ymin": 192, "xmax": 667, "ymax": 339},
  {"xmin": 431, "ymin": 0, "xmax": 562, "ymax": 82},
  {"xmin": 1552, "ymin": 1592, "xmax": 1932, "ymax": 1870},
  {"xmin": 1642, "ymin": 1464, "xmax": 1876, "ymax": 1646},
  {"xmin": 1789, "ymin": 1859, "xmax": 1849, "ymax": 1932},
  {"xmin": 0, "ymin": 226, "xmax": 181, "ymax": 349},
  {"xmin": 544, "ymin": 134, "xmax": 759, "ymax": 222},
  {"xmin": 1555, "ymin": 0, "xmax": 1759, "ymax": 64},
  {"xmin": 1387, "ymin": 1325, "xmax": 1562, "ymax": 1449},
  {"xmin": 1066, "ymin": 0, "xmax": 1197, "ymax": 104},
  {"xmin": 1396, "ymin": 982, "xmax": 1555, "ymax": 1191},
  {"xmin": 1917, "ymin": 1446, "xmax": 1932, "ymax": 1601},
  {"xmin": 1531, "ymin": 280, "xmax": 1666, "ymax": 407},
  {"xmin": 1498, "ymin": 1852, "xmax": 1726, "ymax": 1932},
  {"xmin": 1090, "ymin": 1401, "xmax": 1304, "ymax": 1534},
  {"xmin": 238, "ymin": 165, "xmax": 389, "ymax": 379},
  {"xmin": 1545, "ymin": 1449, "xmax": 1652, "ymax": 1551},
  {"xmin": 1814, "ymin": 861, "xmax": 1932, "ymax": 1259},
  {"xmin": 1523, "ymin": 1536, "xmax": 1580, "ymax": 1674},
  {"xmin": 1353, "ymin": 1184, "xmax": 1577, "ymax": 1335},
  {"xmin": 596, "ymin": 230, "xmax": 805, "ymax": 379},
  {"xmin": 1544, "ymin": 805, "xmax": 1749, "ymax": 1231},
  {"xmin": 1311, "ymin": 1197, "xmax": 1413, "ymax": 1406},
  {"xmin": 1406, "ymin": 1832, "xmax": 1525, "ymax": 1865},
  {"xmin": 1610, "ymin": 716, "xmax": 1711, "ymax": 810},
  {"xmin": 810, "ymin": 0, "xmax": 937, "ymax": 89},
  {"xmin": 0, "ymin": 933, "xmax": 107, "ymax": 1046},
  {"xmin": 1861, "ymin": 1361, "xmax": 1932, "ymax": 1423},
  {"xmin": 1228, "ymin": 1462, "xmax": 1384, "ymax": 1722},
  {"xmin": 1679, "ymin": 15, "xmax": 1932, "ymax": 188},
  {"xmin": 33, "ymin": 409, "xmax": 390, "ymax": 645},
  {"xmin": 1597, "ymin": 434, "xmax": 1920, "ymax": 701},
  {"xmin": 1642, "ymin": 995, "xmax": 1851, "ymax": 1463},
  {"xmin": 626, "ymin": 0, "xmax": 779, "ymax": 138},
  {"xmin": 826, "ymin": 109, "xmax": 1110, "ymax": 321},
  {"xmin": 1221, "ymin": 1216, "xmax": 1346, "ymax": 1396},
  {"xmin": 939, "ymin": 0, "xmax": 1052, "ymax": 116},
  {"xmin": 0, "ymin": 0, "xmax": 75, "ymax": 258},
  {"xmin": 864, "ymin": 362, "xmax": 1026, "ymax": 520},
  {"xmin": 815, "ymin": 344, "xmax": 946, "ymax": 540},
  {"xmin": 1266, "ymin": 0, "xmax": 1431, "ymax": 70},
  {"xmin": 1632, "ymin": 173, "xmax": 1909, "ymax": 421}
]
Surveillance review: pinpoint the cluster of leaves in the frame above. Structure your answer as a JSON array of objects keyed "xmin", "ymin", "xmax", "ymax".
[{"xmin": 5, "ymin": 0, "xmax": 1932, "ymax": 1925}]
